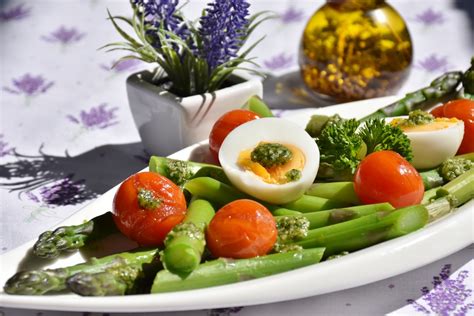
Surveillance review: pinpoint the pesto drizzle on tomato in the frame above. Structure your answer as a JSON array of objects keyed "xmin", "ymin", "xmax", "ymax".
[{"xmin": 137, "ymin": 188, "xmax": 161, "ymax": 210}]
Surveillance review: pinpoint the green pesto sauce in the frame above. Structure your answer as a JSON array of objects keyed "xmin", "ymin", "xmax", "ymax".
[
  {"xmin": 251, "ymin": 143, "xmax": 292, "ymax": 168},
  {"xmin": 285, "ymin": 169, "xmax": 302, "ymax": 182},
  {"xmin": 137, "ymin": 188, "xmax": 161, "ymax": 210},
  {"xmin": 396, "ymin": 110, "xmax": 435, "ymax": 127}
]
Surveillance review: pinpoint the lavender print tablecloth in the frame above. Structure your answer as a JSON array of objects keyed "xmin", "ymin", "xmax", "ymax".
[{"xmin": 1, "ymin": 0, "xmax": 473, "ymax": 315}]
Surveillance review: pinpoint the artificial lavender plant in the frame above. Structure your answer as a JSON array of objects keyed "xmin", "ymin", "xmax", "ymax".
[{"xmin": 104, "ymin": 0, "xmax": 271, "ymax": 97}]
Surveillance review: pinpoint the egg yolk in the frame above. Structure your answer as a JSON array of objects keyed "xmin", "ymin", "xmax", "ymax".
[
  {"xmin": 391, "ymin": 117, "xmax": 460, "ymax": 132},
  {"xmin": 237, "ymin": 143, "xmax": 305, "ymax": 184}
]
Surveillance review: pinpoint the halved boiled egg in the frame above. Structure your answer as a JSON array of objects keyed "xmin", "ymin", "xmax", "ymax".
[
  {"xmin": 219, "ymin": 118, "xmax": 320, "ymax": 204},
  {"xmin": 389, "ymin": 116, "xmax": 464, "ymax": 169}
]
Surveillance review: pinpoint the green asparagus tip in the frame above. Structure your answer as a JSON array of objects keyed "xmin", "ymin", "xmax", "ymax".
[{"xmin": 4, "ymin": 269, "xmax": 66, "ymax": 295}]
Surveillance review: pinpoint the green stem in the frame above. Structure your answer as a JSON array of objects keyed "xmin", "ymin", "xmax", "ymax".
[
  {"xmin": 305, "ymin": 182, "xmax": 360, "ymax": 205},
  {"xmin": 183, "ymin": 177, "xmax": 249, "ymax": 207},
  {"xmin": 151, "ymin": 248, "xmax": 325, "ymax": 293},
  {"xmin": 280, "ymin": 195, "xmax": 349, "ymax": 213}
]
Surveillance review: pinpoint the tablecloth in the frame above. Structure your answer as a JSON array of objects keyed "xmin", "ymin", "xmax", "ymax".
[{"xmin": 1, "ymin": 0, "xmax": 473, "ymax": 315}]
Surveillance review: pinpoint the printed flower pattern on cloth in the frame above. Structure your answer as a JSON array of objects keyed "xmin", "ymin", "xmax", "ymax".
[
  {"xmin": 3, "ymin": 74, "xmax": 54, "ymax": 97},
  {"xmin": 100, "ymin": 59, "xmax": 142, "ymax": 73},
  {"xmin": 0, "ymin": 134, "xmax": 15, "ymax": 157},
  {"xmin": 279, "ymin": 7, "xmax": 304, "ymax": 23},
  {"xmin": 264, "ymin": 53, "xmax": 293, "ymax": 70},
  {"xmin": 0, "ymin": 3, "xmax": 30, "ymax": 21},
  {"xmin": 415, "ymin": 54, "xmax": 450, "ymax": 73},
  {"xmin": 42, "ymin": 26, "xmax": 86, "ymax": 45},
  {"xmin": 414, "ymin": 8, "xmax": 445, "ymax": 26},
  {"xmin": 67, "ymin": 103, "xmax": 119, "ymax": 130},
  {"xmin": 407, "ymin": 264, "xmax": 474, "ymax": 315}
]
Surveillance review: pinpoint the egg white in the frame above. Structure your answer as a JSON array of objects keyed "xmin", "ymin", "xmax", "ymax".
[
  {"xmin": 387, "ymin": 116, "xmax": 464, "ymax": 169},
  {"xmin": 219, "ymin": 118, "xmax": 320, "ymax": 204}
]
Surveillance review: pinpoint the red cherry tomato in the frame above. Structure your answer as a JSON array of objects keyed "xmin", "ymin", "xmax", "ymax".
[
  {"xmin": 209, "ymin": 109, "xmax": 259, "ymax": 160},
  {"xmin": 206, "ymin": 199, "xmax": 277, "ymax": 259},
  {"xmin": 431, "ymin": 99, "xmax": 474, "ymax": 154},
  {"xmin": 354, "ymin": 151, "xmax": 424, "ymax": 208},
  {"xmin": 112, "ymin": 172, "xmax": 187, "ymax": 246}
]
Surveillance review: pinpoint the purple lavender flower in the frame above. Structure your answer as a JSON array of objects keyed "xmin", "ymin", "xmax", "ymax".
[
  {"xmin": 3, "ymin": 74, "xmax": 54, "ymax": 97},
  {"xmin": 407, "ymin": 264, "xmax": 474, "ymax": 315},
  {"xmin": 414, "ymin": 8, "xmax": 445, "ymax": 25},
  {"xmin": 67, "ymin": 103, "xmax": 119, "ymax": 130},
  {"xmin": 199, "ymin": 0, "xmax": 250, "ymax": 70},
  {"xmin": 0, "ymin": 3, "xmax": 30, "ymax": 21},
  {"xmin": 42, "ymin": 26, "xmax": 85, "ymax": 45},
  {"xmin": 416, "ymin": 54, "xmax": 450, "ymax": 73},
  {"xmin": 131, "ymin": 0, "xmax": 190, "ymax": 46},
  {"xmin": 100, "ymin": 59, "xmax": 141, "ymax": 73},
  {"xmin": 264, "ymin": 53, "xmax": 293, "ymax": 70},
  {"xmin": 0, "ymin": 134, "xmax": 14, "ymax": 157},
  {"xmin": 280, "ymin": 7, "xmax": 304, "ymax": 23}
]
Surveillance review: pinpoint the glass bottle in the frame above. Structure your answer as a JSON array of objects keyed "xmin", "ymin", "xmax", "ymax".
[{"xmin": 299, "ymin": 0, "xmax": 413, "ymax": 102}]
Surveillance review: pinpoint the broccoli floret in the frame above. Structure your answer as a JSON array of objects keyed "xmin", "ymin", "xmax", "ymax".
[
  {"xmin": 305, "ymin": 114, "xmax": 343, "ymax": 138},
  {"xmin": 439, "ymin": 157, "xmax": 473, "ymax": 181},
  {"xmin": 359, "ymin": 118, "xmax": 413, "ymax": 161},
  {"xmin": 251, "ymin": 143, "xmax": 292, "ymax": 168},
  {"xmin": 317, "ymin": 118, "xmax": 363, "ymax": 173},
  {"xmin": 285, "ymin": 169, "xmax": 302, "ymax": 182},
  {"xmin": 166, "ymin": 159, "xmax": 194, "ymax": 186}
]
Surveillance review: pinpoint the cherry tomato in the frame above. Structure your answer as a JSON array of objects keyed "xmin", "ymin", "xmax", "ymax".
[
  {"xmin": 206, "ymin": 199, "xmax": 277, "ymax": 259},
  {"xmin": 431, "ymin": 99, "xmax": 474, "ymax": 154},
  {"xmin": 354, "ymin": 151, "xmax": 424, "ymax": 208},
  {"xmin": 112, "ymin": 172, "xmax": 186, "ymax": 246},
  {"xmin": 209, "ymin": 109, "xmax": 259, "ymax": 160}
]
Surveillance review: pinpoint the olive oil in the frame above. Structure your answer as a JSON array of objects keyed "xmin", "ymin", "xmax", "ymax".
[{"xmin": 299, "ymin": 0, "xmax": 413, "ymax": 101}]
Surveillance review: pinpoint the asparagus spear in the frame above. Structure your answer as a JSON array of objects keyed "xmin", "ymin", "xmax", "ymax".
[
  {"xmin": 151, "ymin": 248, "xmax": 325, "ymax": 293},
  {"xmin": 149, "ymin": 156, "xmax": 229, "ymax": 186},
  {"xmin": 160, "ymin": 199, "xmax": 215, "ymax": 279},
  {"xmin": 33, "ymin": 212, "xmax": 118, "ymax": 259},
  {"xmin": 461, "ymin": 56, "xmax": 474, "ymax": 96},
  {"xmin": 296, "ymin": 205, "xmax": 429, "ymax": 256},
  {"xmin": 280, "ymin": 195, "xmax": 349, "ymax": 213},
  {"xmin": 242, "ymin": 95, "xmax": 274, "ymax": 118},
  {"xmin": 360, "ymin": 71, "xmax": 463, "ymax": 121},
  {"xmin": 275, "ymin": 203, "xmax": 394, "ymax": 229},
  {"xmin": 305, "ymin": 182, "xmax": 360, "ymax": 205},
  {"xmin": 4, "ymin": 248, "xmax": 159, "ymax": 295},
  {"xmin": 183, "ymin": 177, "xmax": 250, "ymax": 207}
]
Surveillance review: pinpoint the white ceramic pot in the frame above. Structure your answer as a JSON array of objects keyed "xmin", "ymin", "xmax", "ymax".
[{"xmin": 126, "ymin": 70, "xmax": 263, "ymax": 156}]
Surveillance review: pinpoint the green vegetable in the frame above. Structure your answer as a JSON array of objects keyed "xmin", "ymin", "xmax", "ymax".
[
  {"xmin": 183, "ymin": 177, "xmax": 249, "ymax": 207},
  {"xmin": 435, "ymin": 168, "xmax": 474, "ymax": 206},
  {"xmin": 4, "ymin": 249, "xmax": 159, "ymax": 295},
  {"xmin": 285, "ymin": 169, "xmax": 302, "ymax": 182},
  {"xmin": 420, "ymin": 169, "xmax": 445, "ymax": 190},
  {"xmin": 461, "ymin": 56, "xmax": 474, "ymax": 95},
  {"xmin": 315, "ymin": 118, "xmax": 412, "ymax": 180},
  {"xmin": 33, "ymin": 212, "xmax": 118, "ymax": 259},
  {"xmin": 280, "ymin": 194, "xmax": 349, "ymax": 213},
  {"xmin": 251, "ymin": 143, "xmax": 292, "ymax": 168},
  {"xmin": 149, "ymin": 156, "xmax": 228, "ymax": 186},
  {"xmin": 360, "ymin": 71, "xmax": 463, "ymax": 121},
  {"xmin": 305, "ymin": 182, "xmax": 360, "ymax": 205},
  {"xmin": 305, "ymin": 114, "xmax": 343, "ymax": 138},
  {"xmin": 160, "ymin": 199, "xmax": 215, "ymax": 279},
  {"xmin": 296, "ymin": 205, "xmax": 429, "ymax": 257},
  {"xmin": 275, "ymin": 203, "xmax": 394, "ymax": 229},
  {"xmin": 242, "ymin": 95, "xmax": 274, "ymax": 118},
  {"xmin": 151, "ymin": 248, "xmax": 325, "ymax": 293}
]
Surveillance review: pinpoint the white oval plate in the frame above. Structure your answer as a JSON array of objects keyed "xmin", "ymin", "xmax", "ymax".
[{"xmin": 1, "ymin": 96, "xmax": 473, "ymax": 312}]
